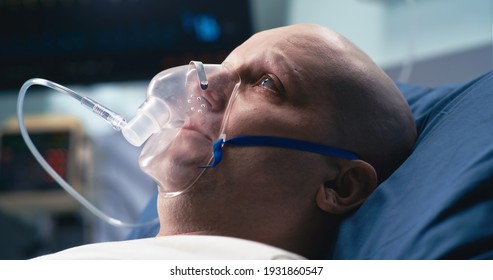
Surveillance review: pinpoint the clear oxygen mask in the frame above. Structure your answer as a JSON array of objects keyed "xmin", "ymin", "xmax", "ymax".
[
  {"xmin": 126, "ymin": 62, "xmax": 241, "ymax": 197},
  {"xmin": 17, "ymin": 61, "xmax": 241, "ymax": 227}
]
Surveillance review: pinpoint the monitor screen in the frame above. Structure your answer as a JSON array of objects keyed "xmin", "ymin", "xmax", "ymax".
[
  {"xmin": 0, "ymin": 0, "xmax": 252, "ymax": 90},
  {"xmin": 0, "ymin": 130, "xmax": 71, "ymax": 192}
]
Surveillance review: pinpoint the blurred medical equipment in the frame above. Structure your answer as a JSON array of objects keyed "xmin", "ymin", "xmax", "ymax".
[
  {"xmin": 0, "ymin": 115, "xmax": 84, "ymax": 211},
  {"xmin": 0, "ymin": 0, "xmax": 253, "ymax": 91},
  {"xmin": 0, "ymin": 115, "xmax": 88, "ymax": 257}
]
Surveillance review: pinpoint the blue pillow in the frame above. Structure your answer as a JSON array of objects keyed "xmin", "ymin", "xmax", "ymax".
[{"xmin": 331, "ymin": 71, "xmax": 493, "ymax": 259}]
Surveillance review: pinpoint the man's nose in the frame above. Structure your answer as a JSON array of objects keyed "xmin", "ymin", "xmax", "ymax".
[{"xmin": 192, "ymin": 65, "xmax": 240, "ymax": 113}]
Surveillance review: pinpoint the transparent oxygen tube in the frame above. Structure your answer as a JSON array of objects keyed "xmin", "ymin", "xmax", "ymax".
[{"xmin": 17, "ymin": 78, "xmax": 158, "ymax": 228}]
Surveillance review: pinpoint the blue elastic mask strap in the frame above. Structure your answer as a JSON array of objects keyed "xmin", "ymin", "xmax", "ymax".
[{"xmin": 200, "ymin": 136, "xmax": 360, "ymax": 168}]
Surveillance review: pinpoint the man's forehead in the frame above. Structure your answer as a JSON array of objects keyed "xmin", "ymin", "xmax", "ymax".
[
  {"xmin": 232, "ymin": 29, "xmax": 338, "ymax": 73},
  {"xmin": 226, "ymin": 36, "xmax": 321, "ymax": 80},
  {"xmin": 230, "ymin": 48, "xmax": 296, "ymax": 73}
]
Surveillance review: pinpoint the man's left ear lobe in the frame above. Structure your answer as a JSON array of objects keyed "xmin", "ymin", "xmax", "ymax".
[{"xmin": 316, "ymin": 160, "xmax": 377, "ymax": 215}]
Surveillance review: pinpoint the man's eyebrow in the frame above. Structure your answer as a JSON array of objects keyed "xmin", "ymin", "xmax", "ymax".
[
  {"xmin": 267, "ymin": 51, "xmax": 303, "ymax": 93},
  {"xmin": 251, "ymin": 51, "xmax": 294, "ymax": 82},
  {"xmin": 237, "ymin": 49, "xmax": 301, "ymax": 93}
]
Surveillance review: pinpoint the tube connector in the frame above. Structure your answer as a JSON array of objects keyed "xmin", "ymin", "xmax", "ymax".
[
  {"xmin": 121, "ymin": 97, "xmax": 170, "ymax": 146},
  {"xmin": 80, "ymin": 96, "xmax": 128, "ymax": 131}
]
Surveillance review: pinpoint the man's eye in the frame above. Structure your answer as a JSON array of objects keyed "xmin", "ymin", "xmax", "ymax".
[{"xmin": 257, "ymin": 75, "xmax": 279, "ymax": 93}]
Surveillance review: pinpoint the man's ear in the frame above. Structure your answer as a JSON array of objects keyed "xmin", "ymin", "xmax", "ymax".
[{"xmin": 316, "ymin": 160, "xmax": 377, "ymax": 215}]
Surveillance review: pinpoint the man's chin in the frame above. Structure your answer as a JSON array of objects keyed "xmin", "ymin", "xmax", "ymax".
[
  {"xmin": 145, "ymin": 152, "xmax": 211, "ymax": 194},
  {"xmin": 139, "ymin": 129, "xmax": 213, "ymax": 193}
]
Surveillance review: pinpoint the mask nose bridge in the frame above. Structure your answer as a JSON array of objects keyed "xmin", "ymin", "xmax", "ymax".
[
  {"xmin": 189, "ymin": 61, "xmax": 208, "ymax": 90},
  {"xmin": 195, "ymin": 64, "xmax": 240, "ymax": 113}
]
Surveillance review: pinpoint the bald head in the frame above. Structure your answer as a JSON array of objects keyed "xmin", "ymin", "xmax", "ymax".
[{"xmin": 226, "ymin": 24, "xmax": 417, "ymax": 183}]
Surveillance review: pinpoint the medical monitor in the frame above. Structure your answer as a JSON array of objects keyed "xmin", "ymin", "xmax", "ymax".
[{"xmin": 0, "ymin": 0, "xmax": 252, "ymax": 90}]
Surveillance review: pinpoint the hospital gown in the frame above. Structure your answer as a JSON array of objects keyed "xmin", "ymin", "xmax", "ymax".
[{"xmin": 33, "ymin": 235, "xmax": 305, "ymax": 260}]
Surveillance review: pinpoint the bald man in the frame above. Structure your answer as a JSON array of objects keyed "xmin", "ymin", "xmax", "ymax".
[{"xmin": 37, "ymin": 24, "xmax": 416, "ymax": 260}]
